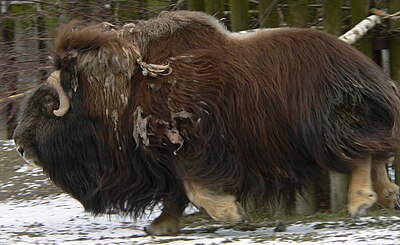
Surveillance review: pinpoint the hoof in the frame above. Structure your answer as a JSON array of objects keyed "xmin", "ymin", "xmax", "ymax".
[
  {"xmin": 274, "ymin": 222, "xmax": 287, "ymax": 232},
  {"xmin": 350, "ymin": 204, "xmax": 369, "ymax": 220},
  {"xmin": 144, "ymin": 218, "xmax": 181, "ymax": 236},
  {"xmin": 348, "ymin": 189, "xmax": 377, "ymax": 219},
  {"xmin": 207, "ymin": 201, "xmax": 245, "ymax": 224},
  {"xmin": 376, "ymin": 183, "xmax": 400, "ymax": 209}
]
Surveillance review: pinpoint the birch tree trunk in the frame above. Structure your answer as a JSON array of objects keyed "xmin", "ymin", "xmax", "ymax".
[{"xmin": 338, "ymin": 15, "xmax": 381, "ymax": 45}]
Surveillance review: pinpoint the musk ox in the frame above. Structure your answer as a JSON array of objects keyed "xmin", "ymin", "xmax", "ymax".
[{"xmin": 13, "ymin": 11, "xmax": 400, "ymax": 235}]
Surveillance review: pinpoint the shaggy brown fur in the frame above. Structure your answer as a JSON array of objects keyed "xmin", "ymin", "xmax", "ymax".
[{"xmin": 13, "ymin": 11, "xmax": 400, "ymax": 235}]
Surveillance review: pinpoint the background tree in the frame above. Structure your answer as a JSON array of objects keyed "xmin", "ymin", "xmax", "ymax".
[
  {"xmin": 351, "ymin": 0, "xmax": 373, "ymax": 58},
  {"xmin": 287, "ymin": 0, "xmax": 309, "ymax": 27},
  {"xmin": 205, "ymin": 0, "xmax": 224, "ymax": 19},
  {"xmin": 187, "ymin": 0, "xmax": 205, "ymax": 11},
  {"xmin": 229, "ymin": 0, "xmax": 249, "ymax": 31},
  {"xmin": 322, "ymin": 0, "xmax": 349, "ymax": 213},
  {"xmin": 259, "ymin": 0, "xmax": 279, "ymax": 28}
]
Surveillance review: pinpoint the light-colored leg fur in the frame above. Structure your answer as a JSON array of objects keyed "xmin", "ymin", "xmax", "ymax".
[
  {"xmin": 145, "ymin": 203, "xmax": 184, "ymax": 236},
  {"xmin": 372, "ymin": 161, "xmax": 400, "ymax": 209},
  {"xmin": 348, "ymin": 156, "xmax": 377, "ymax": 219},
  {"xmin": 184, "ymin": 181, "xmax": 244, "ymax": 223}
]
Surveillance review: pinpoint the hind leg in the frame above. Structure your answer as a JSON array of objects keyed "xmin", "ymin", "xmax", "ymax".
[
  {"xmin": 371, "ymin": 160, "xmax": 399, "ymax": 209},
  {"xmin": 348, "ymin": 156, "xmax": 377, "ymax": 219},
  {"xmin": 184, "ymin": 181, "xmax": 244, "ymax": 224}
]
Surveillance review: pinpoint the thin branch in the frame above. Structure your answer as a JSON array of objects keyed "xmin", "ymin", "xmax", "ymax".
[
  {"xmin": 0, "ymin": 91, "xmax": 31, "ymax": 103},
  {"xmin": 0, "ymin": 87, "xmax": 35, "ymax": 104},
  {"xmin": 371, "ymin": 8, "xmax": 400, "ymax": 20}
]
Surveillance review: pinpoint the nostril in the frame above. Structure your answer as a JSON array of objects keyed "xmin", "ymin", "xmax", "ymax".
[{"xmin": 17, "ymin": 147, "xmax": 25, "ymax": 156}]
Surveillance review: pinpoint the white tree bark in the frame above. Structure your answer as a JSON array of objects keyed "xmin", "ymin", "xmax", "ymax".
[{"xmin": 338, "ymin": 15, "xmax": 381, "ymax": 44}]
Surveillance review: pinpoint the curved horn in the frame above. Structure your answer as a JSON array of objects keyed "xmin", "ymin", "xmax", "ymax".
[{"xmin": 47, "ymin": 71, "xmax": 70, "ymax": 117}]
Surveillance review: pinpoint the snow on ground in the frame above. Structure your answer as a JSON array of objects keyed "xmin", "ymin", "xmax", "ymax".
[
  {"xmin": 1, "ymin": 194, "xmax": 160, "ymax": 244},
  {"xmin": 1, "ymin": 194, "xmax": 400, "ymax": 245},
  {"xmin": 1, "ymin": 140, "xmax": 400, "ymax": 244}
]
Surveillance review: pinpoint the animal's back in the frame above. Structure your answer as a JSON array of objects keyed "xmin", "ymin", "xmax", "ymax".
[{"xmin": 226, "ymin": 28, "xmax": 400, "ymax": 170}]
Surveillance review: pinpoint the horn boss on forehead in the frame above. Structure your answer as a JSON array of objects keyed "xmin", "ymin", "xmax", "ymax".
[{"xmin": 13, "ymin": 10, "xmax": 400, "ymax": 236}]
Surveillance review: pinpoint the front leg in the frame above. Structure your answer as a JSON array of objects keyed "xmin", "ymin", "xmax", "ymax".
[
  {"xmin": 348, "ymin": 156, "xmax": 377, "ymax": 219},
  {"xmin": 145, "ymin": 196, "xmax": 188, "ymax": 236},
  {"xmin": 184, "ymin": 181, "xmax": 244, "ymax": 224}
]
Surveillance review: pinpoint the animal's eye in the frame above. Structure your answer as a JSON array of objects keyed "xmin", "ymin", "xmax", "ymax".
[{"xmin": 42, "ymin": 94, "xmax": 59, "ymax": 114}]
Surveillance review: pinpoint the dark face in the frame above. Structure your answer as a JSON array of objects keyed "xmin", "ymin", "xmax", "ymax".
[
  {"xmin": 13, "ymin": 86, "xmax": 60, "ymax": 167},
  {"xmin": 13, "ymin": 84, "xmax": 107, "ymax": 212}
]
